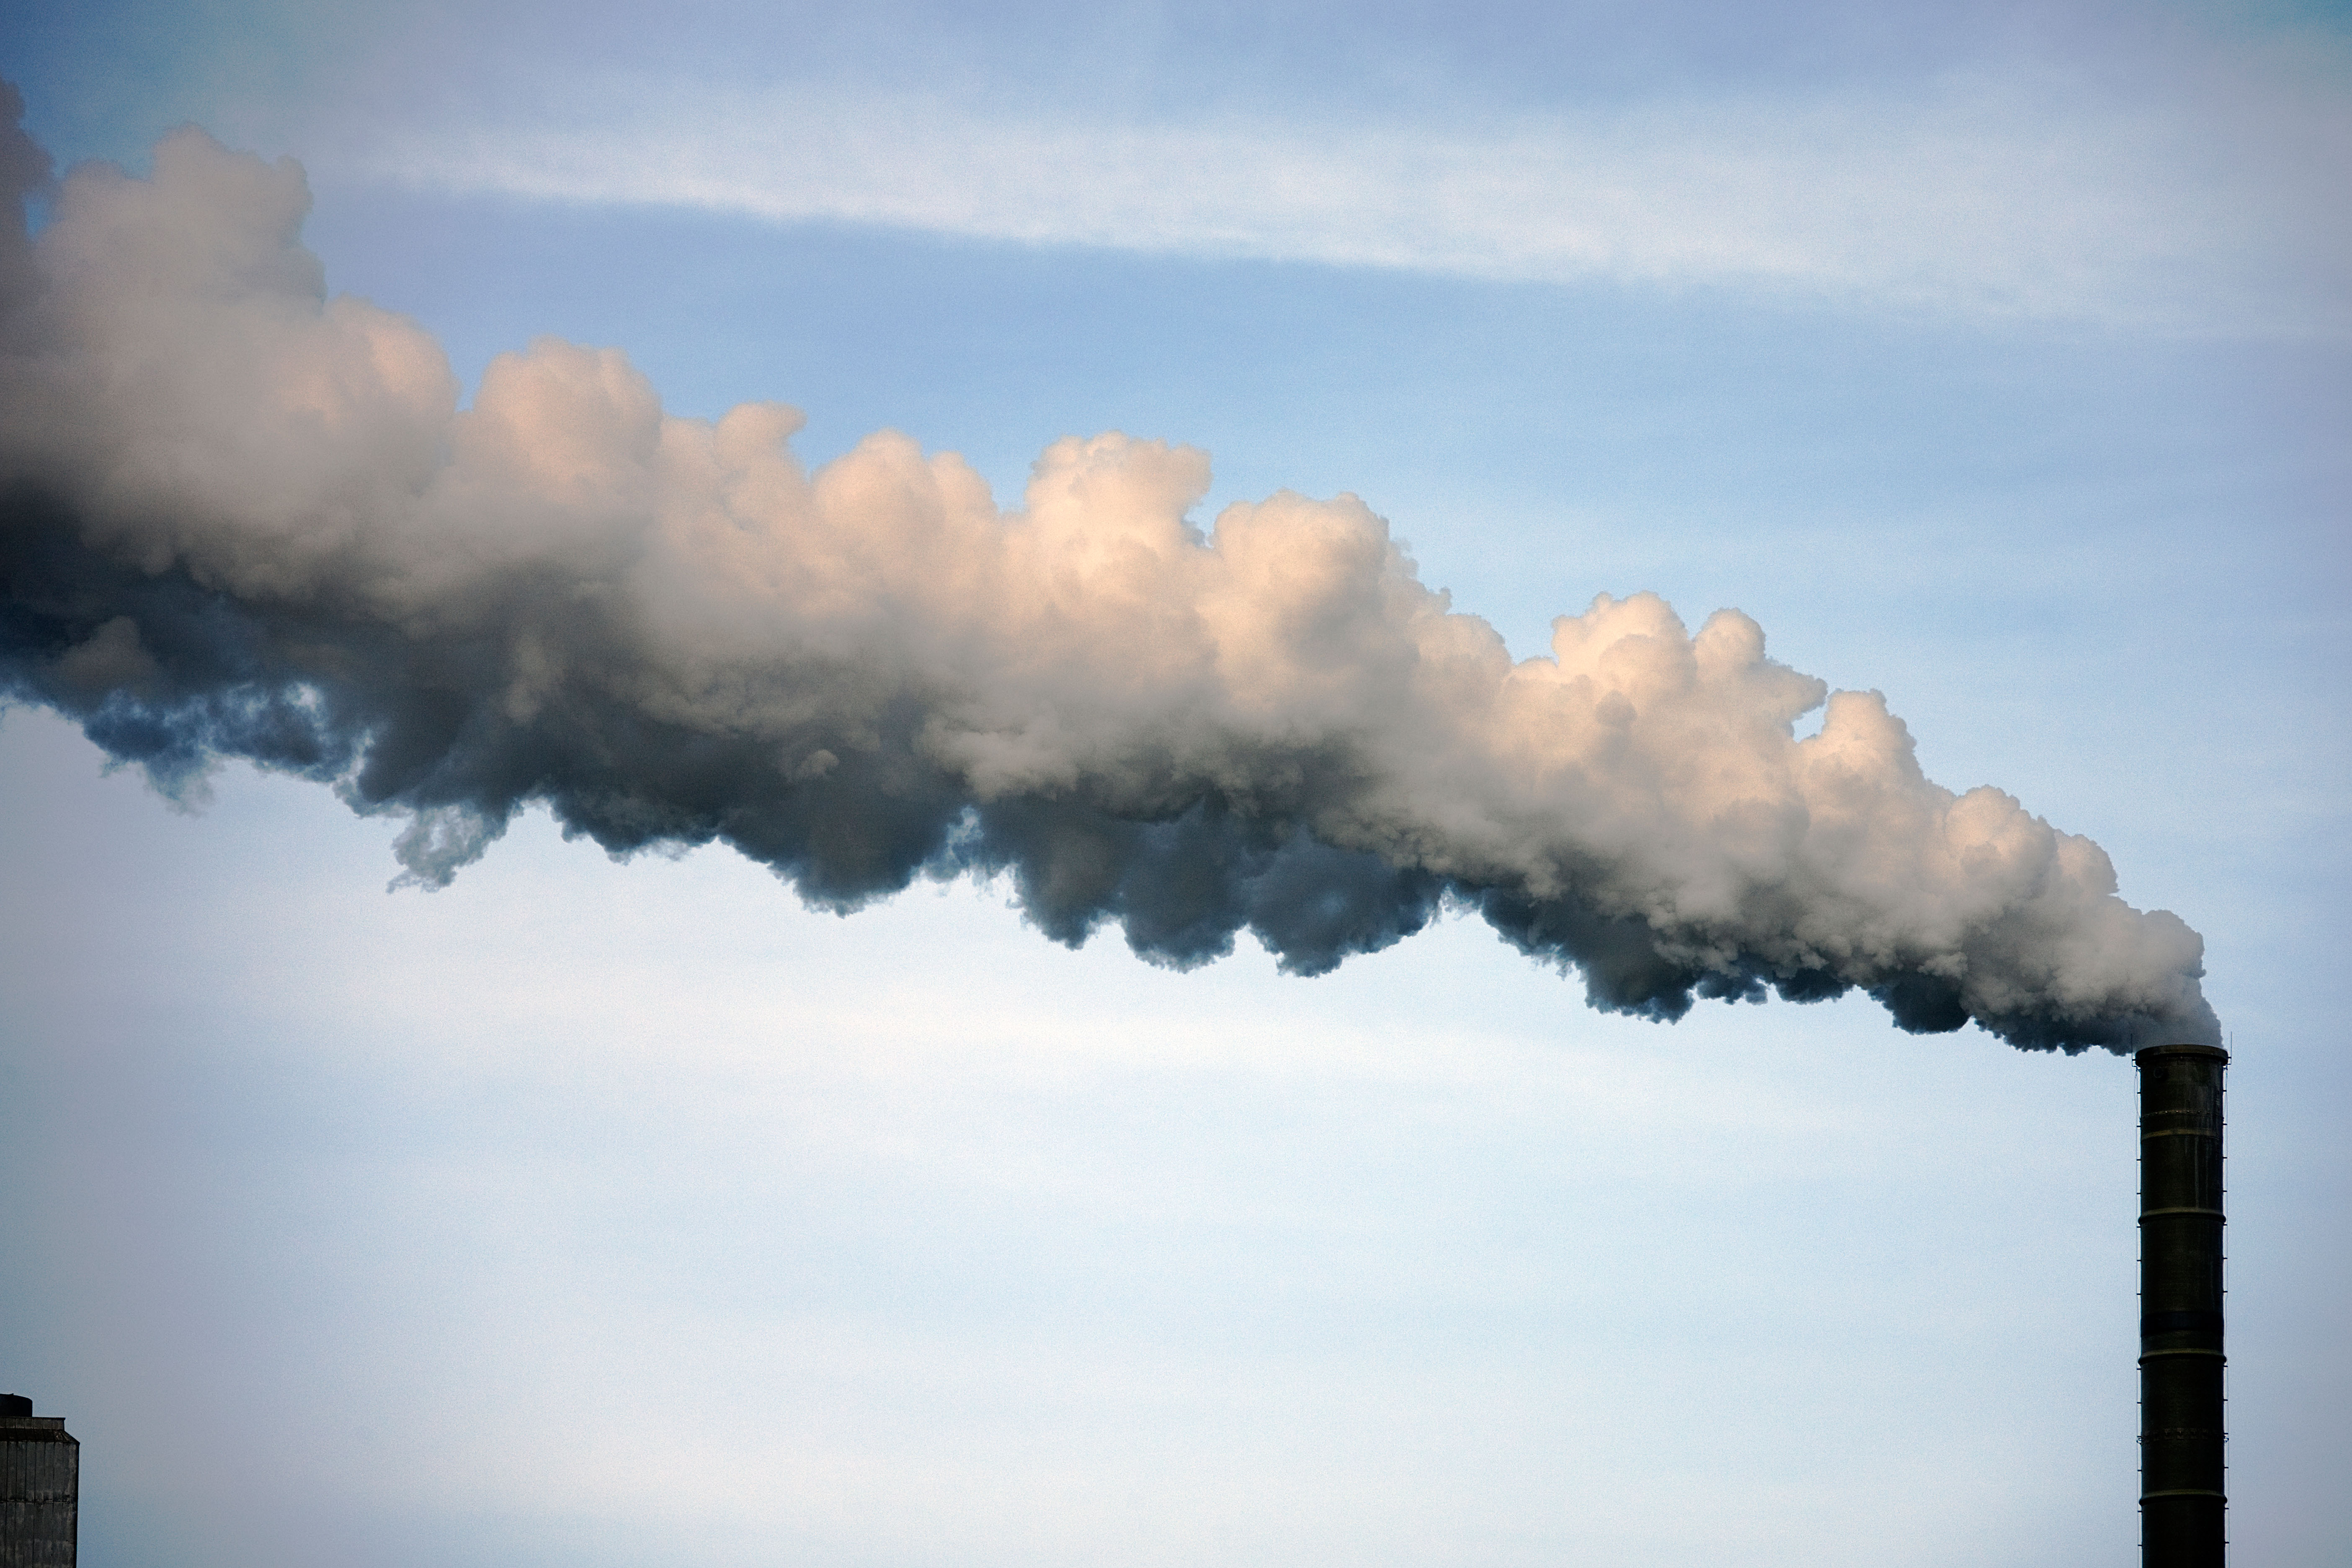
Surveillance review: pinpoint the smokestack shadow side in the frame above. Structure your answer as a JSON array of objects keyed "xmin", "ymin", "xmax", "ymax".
[{"xmin": 2138, "ymin": 1044, "xmax": 2228, "ymax": 1568}]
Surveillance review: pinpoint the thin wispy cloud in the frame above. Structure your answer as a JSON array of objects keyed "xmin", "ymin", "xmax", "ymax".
[{"xmin": 348, "ymin": 64, "xmax": 2349, "ymax": 335}]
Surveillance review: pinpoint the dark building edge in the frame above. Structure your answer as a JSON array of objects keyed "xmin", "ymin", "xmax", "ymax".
[{"xmin": 0, "ymin": 1394, "xmax": 78, "ymax": 1568}]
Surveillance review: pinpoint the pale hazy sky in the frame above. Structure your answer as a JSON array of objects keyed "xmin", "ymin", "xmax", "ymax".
[{"xmin": 1, "ymin": 3, "xmax": 2346, "ymax": 1565}]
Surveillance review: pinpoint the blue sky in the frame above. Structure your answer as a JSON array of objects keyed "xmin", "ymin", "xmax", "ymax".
[{"xmin": 1, "ymin": 3, "xmax": 2346, "ymax": 1565}]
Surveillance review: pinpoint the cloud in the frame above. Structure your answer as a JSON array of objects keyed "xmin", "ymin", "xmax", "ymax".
[
  {"xmin": 0, "ymin": 111, "xmax": 2219, "ymax": 1050},
  {"xmin": 341, "ymin": 61, "xmax": 2352, "ymax": 336}
]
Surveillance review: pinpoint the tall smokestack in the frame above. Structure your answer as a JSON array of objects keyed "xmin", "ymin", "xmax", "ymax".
[
  {"xmin": 2138, "ymin": 1044, "xmax": 2228, "ymax": 1568},
  {"xmin": 0, "ymin": 1392, "xmax": 77, "ymax": 1567}
]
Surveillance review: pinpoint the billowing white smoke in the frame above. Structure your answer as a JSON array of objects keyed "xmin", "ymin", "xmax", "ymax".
[{"xmin": 0, "ymin": 100, "xmax": 2218, "ymax": 1052}]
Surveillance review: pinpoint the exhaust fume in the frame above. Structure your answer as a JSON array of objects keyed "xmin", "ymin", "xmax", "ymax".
[{"xmin": 0, "ymin": 104, "xmax": 2221, "ymax": 1055}]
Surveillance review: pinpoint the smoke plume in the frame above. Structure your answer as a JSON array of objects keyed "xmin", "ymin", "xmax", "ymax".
[{"xmin": 0, "ymin": 103, "xmax": 2218, "ymax": 1052}]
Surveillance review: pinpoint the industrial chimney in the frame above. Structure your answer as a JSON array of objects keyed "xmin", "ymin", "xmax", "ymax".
[
  {"xmin": 0, "ymin": 1392, "xmax": 77, "ymax": 1568},
  {"xmin": 2138, "ymin": 1044, "xmax": 2228, "ymax": 1568}
]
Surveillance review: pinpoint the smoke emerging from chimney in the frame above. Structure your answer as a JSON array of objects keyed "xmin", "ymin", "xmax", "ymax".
[{"xmin": 0, "ymin": 100, "xmax": 2219, "ymax": 1052}]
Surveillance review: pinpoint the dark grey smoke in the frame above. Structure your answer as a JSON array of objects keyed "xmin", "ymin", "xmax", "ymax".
[{"xmin": 0, "ymin": 101, "xmax": 2219, "ymax": 1052}]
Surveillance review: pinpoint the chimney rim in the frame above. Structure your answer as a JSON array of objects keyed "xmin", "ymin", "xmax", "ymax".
[{"xmin": 2135, "ymin": 1043, "xmax": 2229, "ymax": 1065}]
